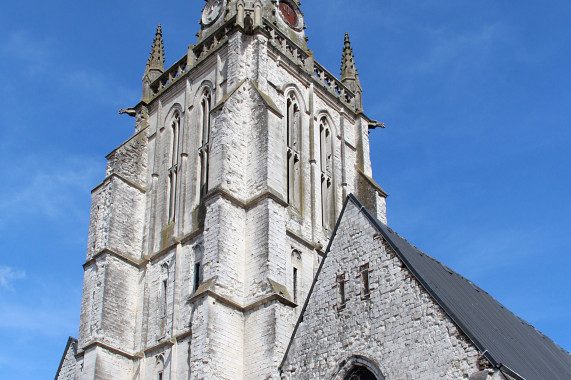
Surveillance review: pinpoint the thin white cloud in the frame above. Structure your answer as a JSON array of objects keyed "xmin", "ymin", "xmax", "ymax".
[
  {"xmin": 0, "ymin": 266, "xmax": 26, "ymax": 291},
  {"xmin": 0, "ymin": 154, "xmax": 103, "ymax": 229},
  {"xmin": 412, "ymin": 23, "xmax": 505, "ymax": 75},
  {"xmin": 1, "ymin": 30, "xmax": 137, "ymax": 106},
  {"xmin": 0, "ymin": 301, "xmax": 78, "ymax": 336},
  {"xmin": 0, "ymin": 31, "xmax": 54, "ymax": 76}
]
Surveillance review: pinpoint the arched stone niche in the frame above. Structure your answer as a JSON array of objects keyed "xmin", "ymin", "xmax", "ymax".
[{"xmin": 332, "ymin": 355, "xmax": 385, "ymax": 380}]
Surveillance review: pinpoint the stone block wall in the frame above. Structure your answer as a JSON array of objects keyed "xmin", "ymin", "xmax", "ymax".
[
  {"xmin": 74, "ymin": 17, "xmax": 387, "ymax": 379},
  {"xmin": 281, "ymin": 200, "xmax": 480, "ymax": 379},
  {"xmin": 86, "ymin": 176, "xmax": 146, "ymax": 261},
  {"xmin": 55, "ymin": 338, "xmax": 77, "ymax": 380}
]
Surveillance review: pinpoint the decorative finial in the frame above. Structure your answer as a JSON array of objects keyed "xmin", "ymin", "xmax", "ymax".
[
  {"xmin": 340, "ymin": 33, "xmax": 363, "ymax": 110},
  {"xmin": 142, "ymin": 24, "xmax": 166, "ymax": 100},
  {"xmin": 148, "ymin": 24, "xmax": 166, "ymax": 71},
  {"xmin": 340, "ymin": 32, "xmax": 357, "ymax": 81}
]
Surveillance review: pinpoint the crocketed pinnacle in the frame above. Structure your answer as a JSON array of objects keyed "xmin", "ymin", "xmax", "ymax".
[
  {"xmin": 147, "ymin": 24, "xmax": 165, "ymax": 71},
  {"xmin": 340, "ymin": 32, "xmax": 358, "ymax": 81}
]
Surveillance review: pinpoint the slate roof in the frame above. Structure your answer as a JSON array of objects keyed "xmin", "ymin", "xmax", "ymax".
[{"xmin": 346, "ymin": 194, "xmax": 571, "ymax": 380}]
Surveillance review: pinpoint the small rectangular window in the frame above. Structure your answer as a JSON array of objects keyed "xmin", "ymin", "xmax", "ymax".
[
  {"xmin": 336, "ymin": 273, "xmax": 346, "ymax": 309},
  {"xmin": 293, "ymin": 267, "xmax": 298, "ymax": 303},
  {"xmin": 360, "ymin": 263, "xmax": 370, "ymax": 299},
  {"xmin": 158, "ymin": 372, "xmax": 163, "ymax": 380},
  {"xmin": 161, "ymin": 279, "xmax": 167, "ymax": 318},
  {"xmin": 193, "ymin": 263, "xmax": 202, "ymax": 293}
]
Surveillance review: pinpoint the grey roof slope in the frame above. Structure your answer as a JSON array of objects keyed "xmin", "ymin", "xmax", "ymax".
[{"xmin": 347, "ymin": 194, "xmax": 571, "ymax": 380}]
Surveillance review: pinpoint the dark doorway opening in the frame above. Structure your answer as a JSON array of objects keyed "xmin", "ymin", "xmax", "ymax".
[{"xmin": 345, "ymin": 366, "xmax": 378, "ymax": 380}]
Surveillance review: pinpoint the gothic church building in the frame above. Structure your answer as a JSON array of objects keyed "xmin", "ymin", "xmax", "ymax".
[{"xmin": 55, "ymin": 1, "xmax": 571, "ymax": 379}]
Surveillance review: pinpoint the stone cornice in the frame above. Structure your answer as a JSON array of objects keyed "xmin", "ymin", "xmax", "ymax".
[
  {"xmin": 148, "ymin": 227, "xmax": 203, "ymax": 263},
  {"xmin": 91, "ymin": 173, "xmax": 147, "ymax": 194},
  {"xmin": 286, "ymin": 229, "xmax": 323, "ymax": 254},
  {"xmin": 84, "ymin": 248, "xmax": 146, "ymax": 270},
  {"xmin": 84, "ymin": 228, "xmax": 204, "ymax": 271},
  {"xmin": 188, "ymin": 283, "xmax": 297, "ymax": 312},
  {"xmin": 76, "ymin": 331, "xmax": 195, "ymax": 361},
  {"xmin": 78, "ymin": 340, "xmax": 138, "ymax": 360},
  {"xmin": 203, "ymin": 185, "xmax": 288, "ymax": 210}
]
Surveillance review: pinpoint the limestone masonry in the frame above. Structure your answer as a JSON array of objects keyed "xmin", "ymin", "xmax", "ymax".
[{"xmin": 56, "ymin": 1, "xmax": 571, "ymax": 379}]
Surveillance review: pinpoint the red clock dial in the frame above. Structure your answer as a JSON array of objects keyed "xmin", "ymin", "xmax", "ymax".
[{"xmin": 279, "ymin": 2, "xmax": 298, "ymax": 27}]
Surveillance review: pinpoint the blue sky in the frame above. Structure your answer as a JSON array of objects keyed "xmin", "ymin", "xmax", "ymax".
[{"xmin": 1, "ymin": 0, "xmax": 569, "ymax": 378}]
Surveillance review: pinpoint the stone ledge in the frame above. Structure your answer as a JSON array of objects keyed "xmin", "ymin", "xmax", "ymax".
[
  {"xmin": 286, "ymin": 229, "xmax": 324, "ymax": 255},
  {"xmin": 77, "ymin": 340, "xmax": 137, "ymax": 360},
  {"xmin": 91, "ymin": 173, "xmax": 147, "ymax": 194},
  {"xmin": 84, "ymin": 248, "xmax": 147, "ymax": 270},
  {"xmin": 357, "ymin": 168, "xmax": 388, "ymax": 198},
  {"xmin": 203, "ymin": 185, "xmax": 288, "ymax": 210},
  {"xmin": 148, "ymin": 227, "xmax": 203, "ymax": 263},
  {"xmin": 188, "ymin": 277, "xmax": 297, "ymax": 312}
]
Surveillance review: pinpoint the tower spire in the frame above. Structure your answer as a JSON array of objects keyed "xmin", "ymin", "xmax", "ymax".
[
  {"xmin": 340, "ymin": 33, "xmax": 363, "ymax": 110},
  {"xmin": 142, "ymin": 24, "xmax": 166, "ymax": 100}
]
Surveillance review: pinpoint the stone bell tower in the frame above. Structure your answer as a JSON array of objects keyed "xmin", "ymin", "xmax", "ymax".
[{"xmin": 71, "ymin": 1, "xmax": 387, "ymax": 379}]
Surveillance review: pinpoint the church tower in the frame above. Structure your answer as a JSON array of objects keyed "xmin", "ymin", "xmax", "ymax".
[{"xmin": 73, "ymin": 1, "xmax": 386, "ymax": 379}]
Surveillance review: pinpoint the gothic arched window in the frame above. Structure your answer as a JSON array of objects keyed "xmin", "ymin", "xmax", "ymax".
[
  {"xmin": 155, "ymin": 355, "xmax": 165, "ymax": 380},
  {"xmin": 168, "ymin": 112, "xmax": 181, "ymax": 223},
  {"xmin": 192, "ymin": 244, "xmax": 204, "ymax": 294},
  {"xmin": 286, "ymin": 93, "xmax": 301, "ymax": 209},
  {"xmin": 199, "ymin": 89, "xmax": 212, "ymax": 198},
  {"xmin": 319, "ymin": 117, "xmax": 334, "ymax": 229},
  {"xmin": 291, "ymin": 249, "xmax": 302, "ymax": 303}
]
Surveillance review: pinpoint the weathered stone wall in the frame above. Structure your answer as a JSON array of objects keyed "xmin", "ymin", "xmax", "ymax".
[
  {"xmin": 55, "ymin": 339, "xmax": 77, "ymax": 380},
  {"xmin": 281, "ymin": 200, "xmax": 480, "ymax": 379},
  {"xmin": 105, "ymin": 127, "xmax": 148, "ymax": 186},
  {"xmin": 86, "ymin": 176, "xmax": 146, "ymax": 261},
  {"xmin": 74, "ymin": 13, "xmax": 383, "ymax": 378}
]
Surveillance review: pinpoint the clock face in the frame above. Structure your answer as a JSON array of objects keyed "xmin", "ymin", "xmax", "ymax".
[
  {"xmin": 279, "ymin": 1, "xmax": 299, "ymax": 28},
  {"xmin": 202, "ymin": 0, "xmax": 224, "ymax": 26}
]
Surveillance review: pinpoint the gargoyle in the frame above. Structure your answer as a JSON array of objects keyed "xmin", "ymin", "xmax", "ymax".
[{"xmin": 119, "ymin": 108, "xmax": 137, "ymax": 117}]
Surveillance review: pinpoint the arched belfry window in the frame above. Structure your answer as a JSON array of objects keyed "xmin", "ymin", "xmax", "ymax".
[
  {"xmin": 286, "ymin": 93, "xmax": 301, "ymax": 209},
  {"xmin": 168, "ymin": 112, "xmax": 181, "ymax": 223},
  {"xmin": 199, "ymin": 89, "xmax": 212, "ymax": 198},
  {"xmin": 319, "ymin": 117, "xmax": 334, "ymax": 229}
]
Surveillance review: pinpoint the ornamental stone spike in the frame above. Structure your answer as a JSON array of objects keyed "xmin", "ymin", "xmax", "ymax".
[
  {"xmin": 142, "ymin": 24, "xmax": 166, "ymax": 100},
  {"xmin": 340, "ymin": 32, "xmax": 363, "ymax": 110},
  {"xmin": 148, "ymin": 24, "xmax": 166, "ymax": 72}
]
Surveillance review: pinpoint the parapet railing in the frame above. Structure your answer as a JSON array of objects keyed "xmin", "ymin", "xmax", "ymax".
[
  {"xmin": 312, "ymin": 61, "xmax": 355, "ymax": 106},
  {"xmin": 150, "ymin": 56, "xmax": 188, "ymax": 96}
]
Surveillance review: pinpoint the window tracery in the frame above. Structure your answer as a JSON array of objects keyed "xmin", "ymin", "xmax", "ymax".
[
  {"xmin": 319, "ymin": 117, "xmax": 334, "ymax": 229},
  {"xmin": 199, "ymin": 89, "xmax": 212, "ymax": 198},
  {"xmin": 168, "ymin": 111, "xmax": 181, "ymax": 222},
  {"xmin": 286, "ymin": 93, "xmax": 301, "ymax": 209}
]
